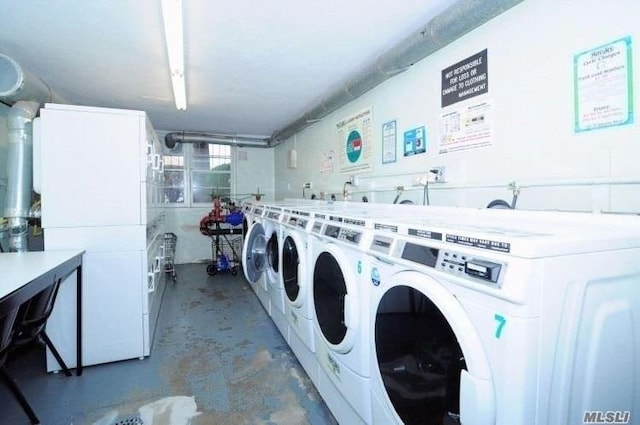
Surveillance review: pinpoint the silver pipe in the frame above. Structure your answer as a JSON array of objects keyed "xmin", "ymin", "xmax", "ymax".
[
  {"xmin": 269, "ymin": 0, "xmax": 524, "ymax": 145},
  {"xmin": 165, "ymin": 131, "xmax": 269, "ymax": 149},
  {"xmin": 0, "ymin": 53, "xmax": 66, "ymax": 104},
  {"xmin": 4, "ymin": 101, "xmax": 39, "ymax": 251},
  {"xmin": 1, "ymin": 54, "xmax": 65, "ymax": 251}
]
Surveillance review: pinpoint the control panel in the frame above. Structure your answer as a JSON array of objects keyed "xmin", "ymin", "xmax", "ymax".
[
  {"xmin": 398, "ymin": 240, "xmax": 504, "ymax": 288},
  {"xmin": 324, "ymin": 224, "xmax": 361, "ymax": 245}
]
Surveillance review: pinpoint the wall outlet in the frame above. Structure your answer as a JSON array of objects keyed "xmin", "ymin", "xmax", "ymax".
[
  {"xmin": 430, "ymin": 166, "xmax": 446, "ymax": 183},
  {"xmin": 303, "ymin": 182, "xmax": 313, "ymax": 189}
]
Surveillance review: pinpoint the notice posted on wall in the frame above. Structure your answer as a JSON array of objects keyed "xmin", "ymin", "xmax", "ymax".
[
  {"xmin": 381, "ymin": 120, "xmax": 397, "ymax": 164},
  {"xmin": 337, "ymin": 108, "xmax": 373, "ymax": 173},
  {"xmin": 438, "ymin": 100, "xmax": 493, "ymax": 154},
  {"xmin": 404, "ymin": 126, "xmax": 427, "ymax": 157},
  {"xmin": 320, "ymin": 149, "xmax": 335, "ymax": 175},
  {"xmin": 574, "ymin": 36, "xmax": 634, "ymax": 132},
  {"xmin": 441, "ymin": 49, "xmax": 488, "ymax": 108}
]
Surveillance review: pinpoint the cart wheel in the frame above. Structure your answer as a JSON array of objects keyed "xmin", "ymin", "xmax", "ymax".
[
  {"xmin": 206, "ymin": 263, "xmax": 218, "ymax": 276},
  {"xmin": 231, "ymin": 268, "xmax": 238, "ymax": 276}
]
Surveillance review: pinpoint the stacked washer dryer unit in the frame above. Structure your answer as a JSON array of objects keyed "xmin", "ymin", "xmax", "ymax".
[
  {"xmin": 241, "ymin": 201, "xmax": 276, "ymax": 316},
  {"xmin": 365, "ymin": 209, "xmax": 640, "ymax": 425}
]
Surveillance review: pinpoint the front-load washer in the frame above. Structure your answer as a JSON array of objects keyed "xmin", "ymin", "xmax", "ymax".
[
  {"xmin": 366, "ymin": 209, "xmax": 640, "ymax": 425},
  {"xmin": 241, "ymin": 202, "xmax": 277, "ymax": 316},
  {"xmin": 309, "ymin": 209, "xmax": 376, "ymax": 425},
  {"xmin": 261, "ymin": 204, "xmax": 289, "ymax": 341},
  {"xmin": 279, "ymin": 207, "xmax": 319, "ymax": 385}
]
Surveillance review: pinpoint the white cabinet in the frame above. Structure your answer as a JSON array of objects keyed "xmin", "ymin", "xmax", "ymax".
[{"xmin": 40, "ymin": 103, "xmax": 166, "ymax": 371}]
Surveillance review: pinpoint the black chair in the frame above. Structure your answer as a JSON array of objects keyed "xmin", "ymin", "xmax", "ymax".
[
  {"xmin": 1, "ymin": 306, "xmax": 40, "ymax": 424},
  {"xmin": 11, "ymin": 276, "xmax": 72, "ymax": 377}
]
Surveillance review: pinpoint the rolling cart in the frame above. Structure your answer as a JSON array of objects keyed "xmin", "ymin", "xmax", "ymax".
[{"xmin": 199, "ymin": 199, "xmax": 244, "ymax": 276}]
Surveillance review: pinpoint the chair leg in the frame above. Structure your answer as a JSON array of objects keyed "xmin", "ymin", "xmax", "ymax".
[
  {"xmin": 41, "ymin": 331, "xmax": 72, "ymax": 377},
  {"xmin": 0, "ymin": 366, "xmax": 40, "ymax": 424}
]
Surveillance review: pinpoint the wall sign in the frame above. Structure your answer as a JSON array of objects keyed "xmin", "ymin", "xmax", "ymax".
[
  {"xmin": 381, "ymin": 120, "xmax": 397, "ymax": 164},
  {"xmin": 438, "ymin": 100, "xmax": 493, "ymax": 154},
  {"xmin": 441, "ymin": 49, "xmax": 488, "ymax": 108},
  {"xmin": 574, "ymin": 36, "xmax": 634, "ymax": 132},
  {"xmin": 337, "ymin": 108, "xmax": 373, "ymax": 173},
  {"xmin": 403, "ymin": 126, "xmax": 427, "ymax": 157}
]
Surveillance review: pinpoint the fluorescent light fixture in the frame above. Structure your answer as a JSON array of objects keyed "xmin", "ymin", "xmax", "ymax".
[{"xmin": 161, "ymin": 0, "xmax": 187, "ymax": 110}]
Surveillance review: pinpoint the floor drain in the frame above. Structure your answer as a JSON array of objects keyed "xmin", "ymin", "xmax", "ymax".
[{"xmin": 113, "ymin": 415, "xmax": 144, "ymax": 425}]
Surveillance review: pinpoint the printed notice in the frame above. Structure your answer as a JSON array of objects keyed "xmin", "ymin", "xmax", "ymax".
[
  {"xmin": 574, "ymin": 37, "xmax": 634, "ymax": 132},
  {"xmin": 337, "ymin": 108, "xmax": 373, "ymax": 173},
  {"xmin": 404, "ymin": 126, "xmax": 427, "ymax": 157},
  {"xmin": 442, "ymin": 49, "xmax": 488, "ymax": 108},
  {"xmin": 382, "ymin": 120, "xmax": 397, "ymax": 164},
  {"xmin": 438, "ymin": 100, "xmax": 493, "ymax": 154}
]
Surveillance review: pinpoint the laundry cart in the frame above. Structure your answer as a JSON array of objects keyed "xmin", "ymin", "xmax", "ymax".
[
  {"xmin": 200, "ymin": 207, "xmax": 244, "ymax": 276},
  {"xmin": 164, "ymin": 232, "xmax": 177, "ymax": 281}
]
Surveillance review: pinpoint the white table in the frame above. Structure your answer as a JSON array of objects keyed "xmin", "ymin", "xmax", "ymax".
[{"xmin": 0, "ymin": 250, "xmax": 85, "ymax": 375}]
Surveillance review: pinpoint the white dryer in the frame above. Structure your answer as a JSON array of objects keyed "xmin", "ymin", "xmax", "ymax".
[
  {"xmin": 309, "ymin": 209, "xmax": 377, "ymax": 425},
  {"xmin": 366, "ymin": 209, "xmax": 640, "ymax": 425},
  {"xmin": 241, "ymin": 202, "xmax": 275, "ymax": 316},
  {"xmin": 279, "ymin": 207, "xmax": 319, "ymax": 385},
  {"xmin": 261, "ymin": 205, "xmax": 290, "ymax": 341}
]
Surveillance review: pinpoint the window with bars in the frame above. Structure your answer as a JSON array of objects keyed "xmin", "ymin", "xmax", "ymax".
[
  {"xmin": 163, "ymin": 154, "xmax": 185, "ymax": 204},
  {"xmin": 162, "ymin": 142, "xmax": 232, "ymax": 206},
  {"xmin": 191, "ymin": 142, "xmax": 231, "ymax": 204}
]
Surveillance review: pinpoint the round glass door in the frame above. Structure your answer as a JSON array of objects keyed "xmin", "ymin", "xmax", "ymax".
[
  {"xmin": 242, "ymin": 223, "xmax": 267, "ymax": 283},
  {"xmin": 267, "ymin": 231, "xmax": 279, "ymax": 274},
  {"xmin": 313, "ymin": 251, "xmax": 347, "ymax": 345},
  {"xmin": 283, "ymin": 235, "xmax": 300, "ymax": 301},
  {"xmin": 375, "ymin": 285, "xmax": 466, "ymax": 425}
]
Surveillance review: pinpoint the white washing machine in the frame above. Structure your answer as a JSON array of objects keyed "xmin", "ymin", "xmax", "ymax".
[
  {"xmin": 366, "ymin": 209, "xmax": 640, "ymax": 425},
  {"xmin": 259, "ymin": 204, "xmax": 289, "ymax": 340},
  {"xmin": 241, "ymin": 202, "xmax": 276, "ymax": 316},
  {"xmin": 279, "ymin": 207, "xmax": 320, "ymax": 386},
  {"xmin": 308, "ymin": 209, "xmax": 378, "ymax": 425}
]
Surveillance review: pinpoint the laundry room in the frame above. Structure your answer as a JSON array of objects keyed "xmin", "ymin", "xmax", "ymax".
[{"xmin": 0, "ymin": 0, "xmax": 639, "ymax": 424}]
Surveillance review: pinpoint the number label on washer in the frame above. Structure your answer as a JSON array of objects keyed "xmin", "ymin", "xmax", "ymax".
[{"xmin": 494, "ymin": 314, "xmax": 506, "ymax": 339}]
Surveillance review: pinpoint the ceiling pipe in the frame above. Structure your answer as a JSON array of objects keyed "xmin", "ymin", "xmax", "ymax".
[
  {"xmin": 0, "ymin": 53, "xmax": 66, "ymax": 251},
  {"xmin": 165, "ymin": 131, "xmax": 269, "ymax": 149},
  {"xmin": 0, "ymin": 53, "xmax": 66, "ymax": 104},
  {"xmin": 269, "ymin": 0, "xmax": 524, "ymax": 146}
]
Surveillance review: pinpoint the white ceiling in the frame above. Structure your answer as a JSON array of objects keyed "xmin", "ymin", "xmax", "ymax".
[{"xmin": 0, "ymin": 0, "xmax": 458, "ymax": 137}]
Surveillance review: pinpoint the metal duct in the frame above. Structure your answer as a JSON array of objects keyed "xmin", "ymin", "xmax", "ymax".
[
  {"xmin": 269, "ymin": 0, "xmax": 524, "ymax": 146},
  {"xmin": 4, "ymin": 101, "xmax": 39, "ymax": 251},
  {"xmin": 0, "ymin": 54, "xmax": 66, "ymax": 251},
  {"xmin": 0, "ymin": 53, "xmax": 66, "ymax": 104},
  {"xmin": 165, "ymin": 131, "xmax": 269, "ymax": 149}
]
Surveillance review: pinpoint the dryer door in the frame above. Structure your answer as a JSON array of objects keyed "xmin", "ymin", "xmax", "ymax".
[
  {"xmin": 283, "ymin": 231, "xmax": 307, "ymax": 306},
  {"xmin": 313, "ymin": 243, "xmax": 359, "ymax": 354},
  {"xmin": 374, "ymin": 270, "xmax": 495, "ymax": 425},
  {"xmin": 242, "ymin": 222, "xmax": 268, "ymax": 284}
]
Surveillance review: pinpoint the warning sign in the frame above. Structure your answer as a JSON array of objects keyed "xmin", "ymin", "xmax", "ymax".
[{"xmin": 441, "ymin": 49, "xmax": 488, "ymax": 108}]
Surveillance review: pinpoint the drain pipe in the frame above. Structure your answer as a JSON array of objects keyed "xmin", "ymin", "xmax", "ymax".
[
  {"xmin": 0, "ymin": 53, "xmax": 65, "ymax": 251},
  {"xmin": 165, "ymin": 131, "xmax": 269, "ymax": 149}
]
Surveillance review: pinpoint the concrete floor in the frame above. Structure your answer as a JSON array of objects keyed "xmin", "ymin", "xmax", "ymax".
[{"xmin": 0, "ymin": 264, "xmax": 337, "ymax": 425}]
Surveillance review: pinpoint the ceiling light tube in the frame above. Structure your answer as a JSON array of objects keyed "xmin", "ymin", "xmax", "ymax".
[{"xmin": 161, "ymin": 0, "xmax": 186, "ymax": 110}]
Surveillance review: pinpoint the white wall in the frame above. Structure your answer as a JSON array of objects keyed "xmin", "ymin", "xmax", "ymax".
[
  {"xmin": 273, "ymin": 0, "xmax": 640, "ymax": 213},
  {"xmin": 164, "ymin": 145, "xmax": 274, "ymax": 264}
]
